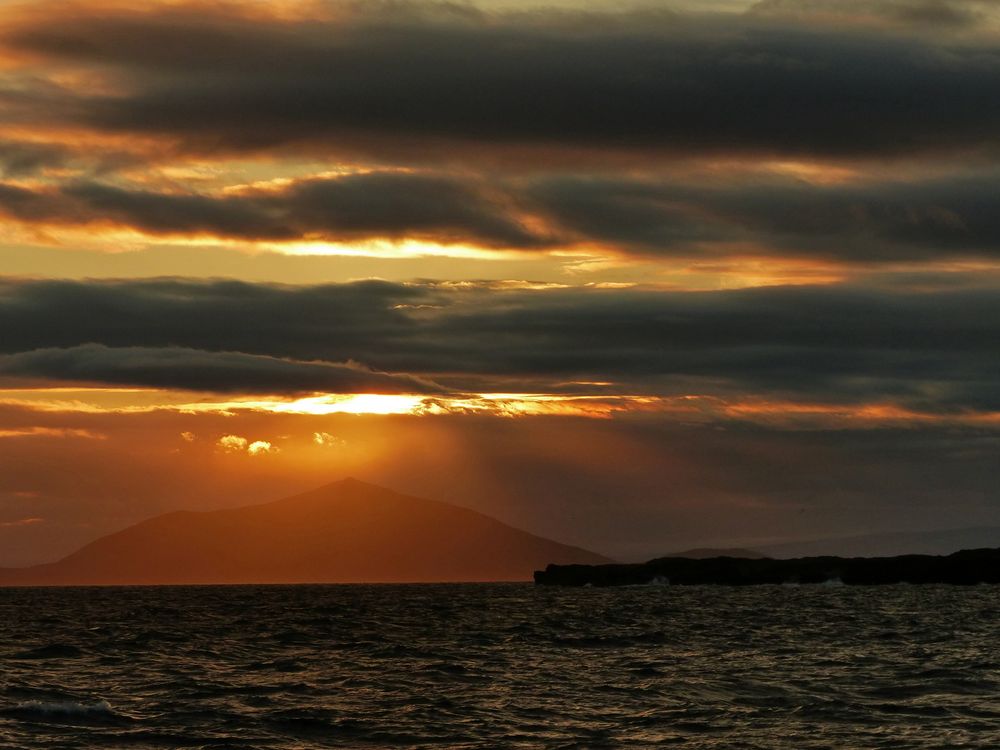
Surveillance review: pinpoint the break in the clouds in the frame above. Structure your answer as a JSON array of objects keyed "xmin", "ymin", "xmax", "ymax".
[
  {"xmin": 1, "ymin": 278, "xmax": 998, "ymax": 414},
  {"xmin": 4, "ymin": 2, "xmax": 1000, "ymax": 162}
]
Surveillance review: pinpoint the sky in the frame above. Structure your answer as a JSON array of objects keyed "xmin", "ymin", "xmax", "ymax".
[{"xmin": 1, "ymin": 0, "xmax": 999, "ymax": 565}]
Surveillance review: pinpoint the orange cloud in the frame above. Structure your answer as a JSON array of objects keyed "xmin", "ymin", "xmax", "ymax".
[
  {"xmin": 247, "ymin": 440, "xmax": 275, "ymax": 455},
  {"xmin": 313, "ymin": 431, "xmax": 344, "ymax": 447},
  {"xmin": 0, "ymin": 426, "xmax": 105, "ymax": 439},
  {"xmin": 0, "ymin": 517, "xmax": 44, "ymax": 528},
  {"xmin": 217, "ymin": 434, "xmax": 277, "ymax": 455},
  {"xmin": 217, "ymin": 434, "xmax": 248, "ymax": 452}
]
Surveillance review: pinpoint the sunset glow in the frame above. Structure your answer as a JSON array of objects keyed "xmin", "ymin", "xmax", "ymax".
[
  {"xmin": 0, "ymin": 0, "xmax": 998, "ymax": 574},
  {"xmin": 4, "ymin": 4, "xmax": 999, "ymax": 748}
]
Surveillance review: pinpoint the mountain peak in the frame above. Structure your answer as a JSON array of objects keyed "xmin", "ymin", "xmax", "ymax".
[
  {"xmin": 306, "ymin": 476, "xmax": 394, "ymax": 497},
  {"xmin": 334, "ymin": 476, "xmax": 368, "ymax": 487},
  {"xmin": 0, "ymin": 480, "xmax": 610, "ymax": 585},
  {"xmin": 312, "ymin": 476, "xmax": 371, "ymax": 491}
]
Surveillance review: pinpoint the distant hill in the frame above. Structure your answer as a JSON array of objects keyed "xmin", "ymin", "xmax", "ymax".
[
  {"xmin": 762, "ymin": 527, "xmax": 1000, "ymax": 559},
  {"xmin": 0, "ymin": 479, "xmax": 610, "ymax": 585},
  {"xmin": 659, "ymin": 548, "xmax": 767, "ymax": 560}
]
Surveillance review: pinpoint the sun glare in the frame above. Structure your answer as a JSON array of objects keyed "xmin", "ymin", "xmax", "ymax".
[
  {"xmin": 269, "ymin": 394, "xmax": 428, "ymax": 415},
  {"xmin": 272, "ymin": 239, "xmax": 520, "ymax": 260}
]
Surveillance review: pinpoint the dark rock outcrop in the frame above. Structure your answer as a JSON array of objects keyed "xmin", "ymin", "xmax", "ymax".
[{"xmin": 534, "ymin": 548, "xmax": 1000, "ymax": 586}]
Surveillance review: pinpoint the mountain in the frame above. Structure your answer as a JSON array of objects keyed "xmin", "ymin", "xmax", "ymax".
[
  {"xmin": 0, "ymin": 479, "xmax": 610, "ymax": 585},
  {"xmin": 659, "ymin": 548, "xmax": 766, "ymax": 560},
  {"xmin": 761, "ymin": 527, "xmax": 1000, "ymax": 559}
]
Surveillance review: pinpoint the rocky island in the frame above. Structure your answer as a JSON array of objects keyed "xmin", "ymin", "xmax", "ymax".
[{"xmin": 534, "ymin": 548, "xmax": 1000, "ymax": 586}]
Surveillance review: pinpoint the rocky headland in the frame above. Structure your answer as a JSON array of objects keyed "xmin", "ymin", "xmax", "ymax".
[{"xmin": 534, "ymin": 548, "xmax": 1000, "ymax": 586}]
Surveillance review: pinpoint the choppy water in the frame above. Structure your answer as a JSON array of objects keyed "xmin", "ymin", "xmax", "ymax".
[{"xmin": 1, "ymin": 584, "xmax": 999, "ymax": 748}]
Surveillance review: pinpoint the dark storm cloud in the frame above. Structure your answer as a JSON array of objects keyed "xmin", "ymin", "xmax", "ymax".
[
  {"xmin": 0, "ymin": 139, "xmax": 141, "ymax": 178},
  {"xmin": 527, "ymin": 172, "xmax": 1000, "ymax": 260},
  {"xmin": 0, "ymin": 173, "xmax": 542, "ymax": 247},
  {"xmin": 0, "ymin": 344, "xmax": 443, "ymax": 395},
  {"xmin": 7, "ymin": 169, "xmax": 1000, "ymax": 261},
  {"xmin": 0, "ymin": 276, "xmax": 420, "ymax": 358},
  {"xmin": 1, "ymin": 278, "xmax": 998, "ymax": 410},
  {"xmin": 7, "ymin": 4, "xmax": 1000, "ymax": 161}
]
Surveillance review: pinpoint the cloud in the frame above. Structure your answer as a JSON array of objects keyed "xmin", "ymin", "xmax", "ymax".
[
  {"xmin": 217, "ymin": 434, "xmax": 276, "ymax": 456},
  {"xmin": 526, "ymin": 171, "xmax": 1000, "ymax": 260},
  {"xmin": 313, "ymin": 431, "xmax": 344, "ymax": 447},
  {"xmin": 0, "ymin": 140, "xmax": 73, "ymax": 176},
  {"xmin": 0, "ymin": 343, "xmax": 444, "ymax": 395},
  {"xmin": 0, "ymin": 427, "xmax": 105, "ymax": 439},
  {"xmin": 5, "ymin": 3, "xmax": 1000, "ymax": 162},
  {"xmin": 0, "ymin": 173, "xmax": 545, "ymax": 248},
  {"xmin": 0, "ymin": 517, "xmax": 44, "ymax": 528},
  {"xmin": 0, "ymin": 277, "xmax": 422, "ymax": 358},
  {"xmin": 3, "ymin": 4, "xmax": 1000, "ymax": 271},
  {"xmin": 9, "ymin": 168, "xmax": 1000, "ymax": 262},
  {"xmin": 1, "ymin": 278, "xmax": 998, "ymax": 413},
  {"xmin": 246, "ymin": 440, "xmax": 275, "ymax": 455},
  {"xmin": 217, "ymin": 434, "xmax": 248, "ymax": 452}
]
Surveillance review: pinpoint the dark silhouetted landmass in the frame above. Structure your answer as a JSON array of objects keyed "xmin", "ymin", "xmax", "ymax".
[
  {"xmin": 0, "ymin": 479, "xmax": 609, "ymax": 585},
  {"xmin": 662, "ymin": 548, "xmax": 766, "ymax": 560},
  {"xmin": 534, "ymin": 549, "xmax": 1000, "ymax": 586}
]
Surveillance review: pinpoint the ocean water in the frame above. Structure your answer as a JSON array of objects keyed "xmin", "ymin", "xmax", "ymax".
[{"xmin": 1, "ymin": 584, "xmax": 998, "ymax": 749}]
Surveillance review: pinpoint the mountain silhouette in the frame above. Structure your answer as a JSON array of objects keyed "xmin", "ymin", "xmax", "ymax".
[
  {"xmin": 0, "ymin": 479, "xmax": 609, "ymax": 585},
  {"xmin": 660, "ymin": 548, "xmax": 766, "ymax": 560}
]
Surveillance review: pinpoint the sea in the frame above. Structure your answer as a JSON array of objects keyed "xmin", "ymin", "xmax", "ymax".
[{"xmin": 1, "ymin": 583, "xmax": 998, "ymax": 749}]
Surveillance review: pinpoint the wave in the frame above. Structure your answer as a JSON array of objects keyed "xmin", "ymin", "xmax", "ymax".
[
  {"xmin": 554, "ymin": 630, "xmax": 667, "ymax": 648},
  {"xmin": 1, "ymin": 583, "xmax": 997, "ymax": 748},
  {"xmin": 2, "ymin": 699, "xmax": 130, "ymax": 725},
  {"xmin": 12, "ymin": 643, "xmax": 83, "ymax": 660}
]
